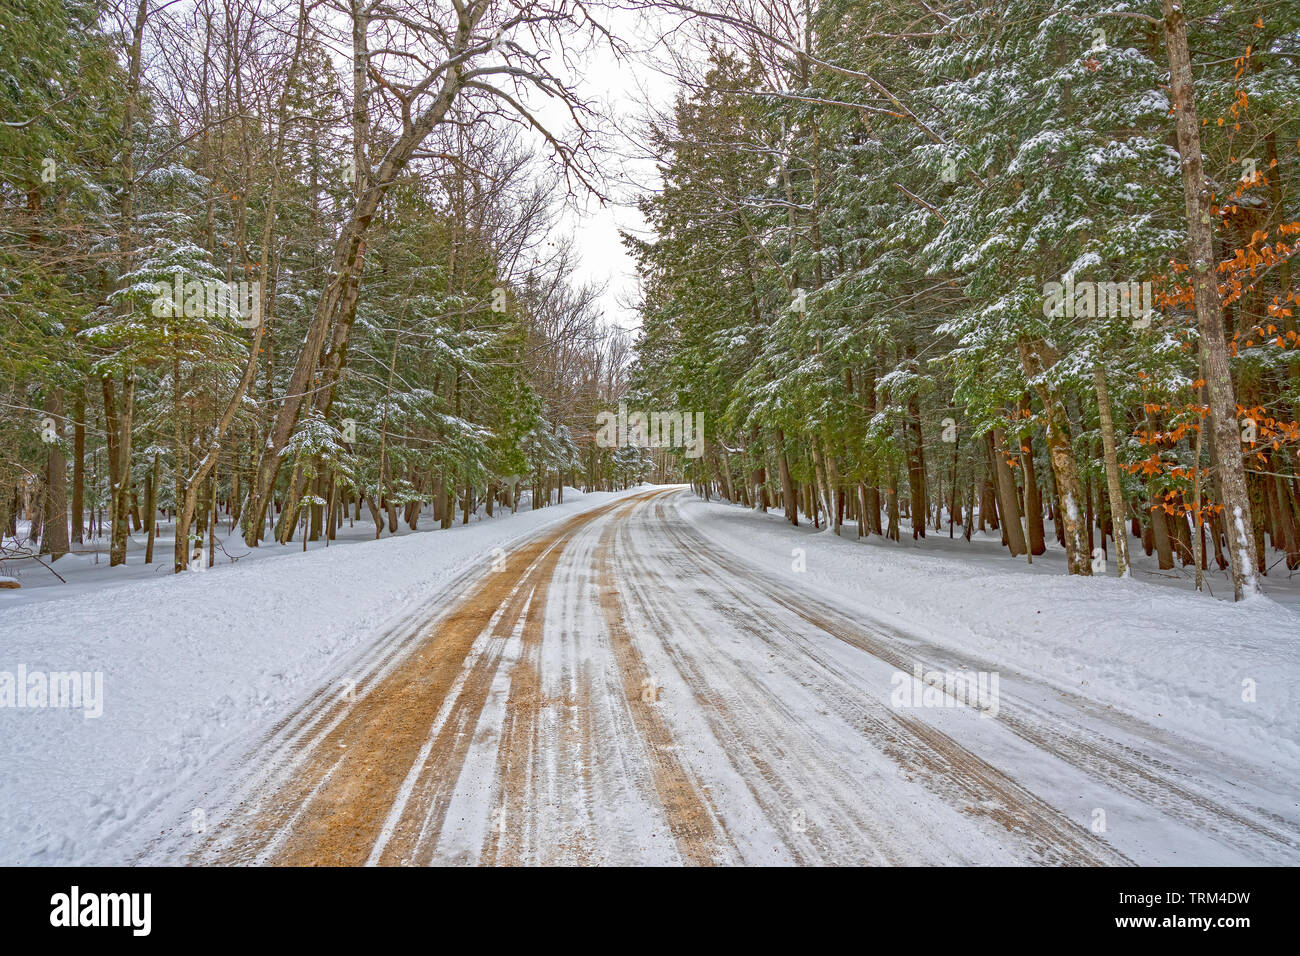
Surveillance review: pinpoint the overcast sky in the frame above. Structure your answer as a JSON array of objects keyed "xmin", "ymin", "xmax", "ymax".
[{"xmin": 543, "ymin": 4, "xmax": 688, "ymax": 336}]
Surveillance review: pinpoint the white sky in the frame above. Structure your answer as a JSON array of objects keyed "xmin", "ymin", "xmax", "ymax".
[{"xmin": 540, "ymin": 5, "xmax": 688, "ymax": 335}]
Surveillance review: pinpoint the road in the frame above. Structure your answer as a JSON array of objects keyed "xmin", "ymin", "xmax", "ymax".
[{"xmin": 162, "ymin": 488, "xmax": 1299, "ymax": 865}]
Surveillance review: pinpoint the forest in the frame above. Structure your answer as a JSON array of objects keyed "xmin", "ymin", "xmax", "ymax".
[
  {"xmin": 5, "ymin": 0, "xmax": 1300, "ymax": 882},
  {"xmin": 2, "ymin": 0, "xmax": 655, "ymax": 581},
  {"xmin": 630, "ymin": 0, "xmax": 1300, "ymax": 601},
  {"xmin": 3, "ymin": 0, "xmax": 1299, "ymax": 603}
]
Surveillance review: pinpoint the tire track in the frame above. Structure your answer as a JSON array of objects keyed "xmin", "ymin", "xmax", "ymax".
[
  {"xmin": 592, "ymin": 512, "xmax": 730, "ymax": 865},
  {"xmin": 621, "ymin": 502, "xmax": 1115, "ymax": 864},
  {"xmin": 188, "ymin": 493, "xmax": 659, "ymax": 865},
  {"xmin": 660, "ymin": 493, "xmax": 1300, "ymax": 862}
]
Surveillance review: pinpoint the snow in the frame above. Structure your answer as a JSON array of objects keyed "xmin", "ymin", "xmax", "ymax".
[
  {"xmin": 676, "ymin": 495, "xmax": 1300, "ymax": 776},
  {"xmin": 1, "ymin": 488, "xmax": 569, "ymax": 607},
  {"xmin": 0, "ymin": 486, "xmax": 647, "ymax": 865},
  {"xmin": 4, "ymin": 483, "xmax": 1296, "ymax": 865}
]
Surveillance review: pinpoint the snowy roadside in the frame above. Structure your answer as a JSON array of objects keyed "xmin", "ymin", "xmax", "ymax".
[
  {"xmin": 677, "ymin": 493, "xmax": 1300, "ymax": 775},
  {"xmin": 0, "ymin": 487, "xmax": 583, "ymax": 608},
  {"xmin": 0, "ymin": 486, "xmax": 647, "ymax": 865}
]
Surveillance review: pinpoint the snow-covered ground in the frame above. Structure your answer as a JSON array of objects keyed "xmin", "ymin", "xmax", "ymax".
[
  {"xmin": 678, "ymin": 495, "xmax": 1300, "ymax": 775},
  {"xmin": 0, "ymin": 486, "xmax": 646, "ymax": 865},
  {"xmin": 3, "ymin": 484, "xmax": 1296, "ymax": 866},
  {"xmin": 0, "ymin": 487, "xmax": 581, "ymax": 608}
]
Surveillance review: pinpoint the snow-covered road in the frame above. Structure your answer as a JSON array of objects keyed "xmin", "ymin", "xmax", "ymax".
[{"xmin": 112, "ymin": 487, "xmax": 1299, "ymax": 865}]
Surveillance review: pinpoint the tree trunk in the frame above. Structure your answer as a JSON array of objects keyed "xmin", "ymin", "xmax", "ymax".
[
  {"xmin": 144, "ymin": 454, "xmax": 159, "ymax": 565},
  {"xmin": 1017, "ymin": 412, "xmax": 1046, "ymax": 556},
  {"xmin": 988, "ymin": 430, "xmax": 1027, "ymax": 557},
  {"xmin": 108, "ymin": 373, "xmax": 135, "ymax": 567},
  {"xmin": 821, "ymin": 430, "xmax": 842, "ymax": 535},
  {"xmin": 1019, "ymin": 340, "xmax": 1090, "ymax": 574},
  {"xmin": 906, "ymin": 392, "xmax": 927, "ymax": 539},
  {"xmin": 42, "ymin": 390, "xmax": 69, "ymax": 560},
  {"xmin": 1093, "ymin": 365, "xmax": 1131, "ymax": 577},
  {"xmin": 71, "ymin": 388, "xmax": 85, "ymax": 544},
  {"xmin": 1162, "ymin": 0, "xmax": 1258, "ymax": 599},
  {"xmin": 775, "ymin": 429, "xmax": 798, "ymax": 526}
]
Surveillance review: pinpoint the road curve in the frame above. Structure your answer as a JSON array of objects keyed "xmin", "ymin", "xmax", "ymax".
[{"xmin": 159, "ymin": 489, "xmax": 1298, "ymax": 865}]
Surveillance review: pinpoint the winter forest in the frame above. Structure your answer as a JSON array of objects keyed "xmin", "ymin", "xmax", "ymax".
[
  {"xmin": 4, "ymin": 0, "xmax": 1299, "ymax": 605},
  {"xmin": 3, "ymin": 0, "xmax": 655, "ymax": 585},
  {"xmin": 629, "ymin": 0, "xmax": 1299, "ymax": 604},
  {"xmin": 3, "ymin": 0, "xmax": 1300, "ymax": 877}
]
